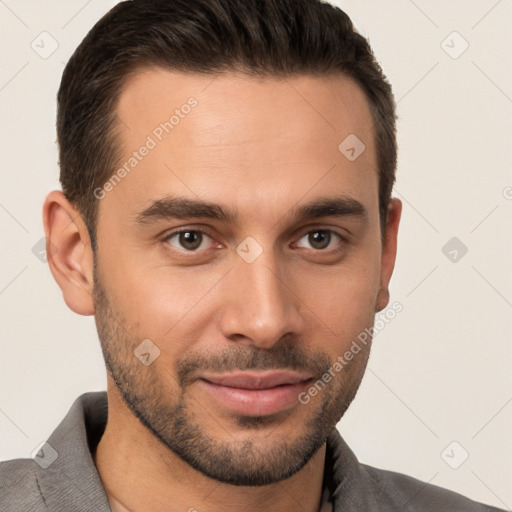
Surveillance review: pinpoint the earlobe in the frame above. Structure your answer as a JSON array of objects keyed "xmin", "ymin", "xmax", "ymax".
[
  {"xmin": 375, "ymin": 198, "xmax": 402, "ymax": 312},
  {"xmin": 43, "ymin": 190, "xmax": 96, "ymax": 316}
]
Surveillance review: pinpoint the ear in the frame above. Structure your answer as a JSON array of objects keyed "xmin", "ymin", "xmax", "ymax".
[
  {"xmin": 43, "ymin": 190, "xmax": 96, "ymax": 316},
  {"xmin": 375, "ymin": 197, "xmax": 402, "ymax": 312}
]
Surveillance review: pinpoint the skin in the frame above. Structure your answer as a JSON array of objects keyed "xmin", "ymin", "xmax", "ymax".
[{"xmin": 43, "ymin": 69, "xmax": 401, "ymax": 512}]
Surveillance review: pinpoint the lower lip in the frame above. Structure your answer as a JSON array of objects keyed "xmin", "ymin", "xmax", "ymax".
[{"xmin": 197, "ymin": 379, "xmax": 312, "ymax": 416}]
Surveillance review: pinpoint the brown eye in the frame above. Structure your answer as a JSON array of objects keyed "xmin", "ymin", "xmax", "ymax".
[
  {"xmin": 296, "ymin": 230, "xmax": 341, "ymax": 251},
  {"xmin": 309, "ymin": 231, "xmax": 331, "ymax": 249},
  {"xmin": 166, "ymin": 230, "xmax": 210, "ymax": 251}
]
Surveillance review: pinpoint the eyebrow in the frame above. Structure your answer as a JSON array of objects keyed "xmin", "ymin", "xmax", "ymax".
[{"xmin": 135, "ymin": 195, "xmax": 367, "ymax": 225}]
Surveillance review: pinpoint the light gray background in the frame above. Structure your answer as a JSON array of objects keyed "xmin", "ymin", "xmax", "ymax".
[{"xmin": 0, "ymin": 0, "xmax": 511, "ymax": 509}]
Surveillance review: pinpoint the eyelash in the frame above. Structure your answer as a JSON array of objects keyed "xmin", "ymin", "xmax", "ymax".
[{"xmin": 161, "ymin": 227, "xmax": 348, "ymax": 255}]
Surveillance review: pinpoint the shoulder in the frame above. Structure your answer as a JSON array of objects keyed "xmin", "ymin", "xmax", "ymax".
[
  {"xmin": 361, "ymin": 463, "xmax": 504, "ymax": 511},
  {"xmin": 326, "ymin": 428, "xmax": 504, "ymax": 511},
  {"xmin": 0, "ymin": 458, "xmax": 46, "ymax": 511}
]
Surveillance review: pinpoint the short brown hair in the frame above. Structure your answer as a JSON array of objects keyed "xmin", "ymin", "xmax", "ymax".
[{"xmin": 57, "ymin": 0, "xmax": 397, "ymax": 250}]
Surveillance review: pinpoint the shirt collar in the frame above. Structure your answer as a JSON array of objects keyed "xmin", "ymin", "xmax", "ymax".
[{"xmin": 35, "ymin": 391, "xmax": 111, "ymax": 511}]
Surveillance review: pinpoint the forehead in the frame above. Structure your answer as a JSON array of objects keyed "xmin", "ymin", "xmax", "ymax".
[{"xmin": 105, "ymin": 68, "xmax": 378, "ymax": 224}]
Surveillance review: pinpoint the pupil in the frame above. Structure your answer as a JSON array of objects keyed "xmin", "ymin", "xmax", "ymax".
[
  {"xmin": 181, "ymin": 231, "xmax": 201, "ymax": 250},
  {"xmin": 310, "ymin": 231, "xmax": 330, "ymax": 249}
]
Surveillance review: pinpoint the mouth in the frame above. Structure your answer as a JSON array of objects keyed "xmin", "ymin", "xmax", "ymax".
[{"xmin": 197, "ymin": 370, "xmax": 314, "ymax": 417}]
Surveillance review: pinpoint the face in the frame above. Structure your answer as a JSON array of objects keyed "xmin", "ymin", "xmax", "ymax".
[{"xmin": 91, "ymin": 69, "xmax": 398, "ymax": 485}]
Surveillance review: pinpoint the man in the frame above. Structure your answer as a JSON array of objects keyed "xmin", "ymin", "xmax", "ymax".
[{"xmin": 0, "ymin": 1, "xmax": 505, "ymax": 511}]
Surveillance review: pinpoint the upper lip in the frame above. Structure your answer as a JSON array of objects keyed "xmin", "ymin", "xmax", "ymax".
[{"xmin": 200, "ymin": 370, "xmax": 313, "ymax": 389}]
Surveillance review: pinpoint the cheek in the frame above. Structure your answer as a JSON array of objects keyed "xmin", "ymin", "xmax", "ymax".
[
  {"xmin": 102, "ymin": 256, "xmax": 222, "ymax": 346},
  {"xmin": 298, "ymin": 253, "xmax": 381, "ymax": 352}
]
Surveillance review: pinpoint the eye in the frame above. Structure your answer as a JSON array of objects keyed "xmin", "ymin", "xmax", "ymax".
[
  {"xmin": 164, "ymin": 229, "xmax": 213, "ymax": 251},
  {"xmin": 295, "ymin": 230, "xmax": 343, "ymax": 251}
]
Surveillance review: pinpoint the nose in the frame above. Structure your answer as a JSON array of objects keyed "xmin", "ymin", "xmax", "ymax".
[{"xmin": 219, "ymin": 248, "xmax": 305, "ymax": 349}]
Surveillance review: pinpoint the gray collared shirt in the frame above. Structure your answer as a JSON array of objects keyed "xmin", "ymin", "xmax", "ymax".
[{"xmin": 0, "ymin": 391, "xmax": 505, "ymax": 511}]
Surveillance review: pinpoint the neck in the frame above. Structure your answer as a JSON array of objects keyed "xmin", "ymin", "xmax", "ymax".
[{"xmin": 93, "ymin": 382, "xmax": 327, "ymax": 512}]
